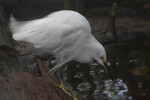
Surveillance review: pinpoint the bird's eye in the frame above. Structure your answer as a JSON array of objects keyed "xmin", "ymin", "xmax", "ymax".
[
  {"xmin": 101, "ymin": 56, "xmax": 106, "ymax": 63},
  {"xmin": 101, "ymin": 57, "xmax": 104, "ymax": 60}
]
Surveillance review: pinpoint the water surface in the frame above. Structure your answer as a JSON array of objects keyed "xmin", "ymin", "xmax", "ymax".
[{"xmin": 63, "ymin": 39, "xmax": 150, "ymax": 100}]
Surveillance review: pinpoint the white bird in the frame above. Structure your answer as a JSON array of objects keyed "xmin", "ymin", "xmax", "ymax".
[{"xmin": 10, "ymin": 10, "xmax": 114, "ymax": 82}]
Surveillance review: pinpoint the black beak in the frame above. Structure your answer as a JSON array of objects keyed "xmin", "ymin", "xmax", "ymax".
[{"xmin": 103, "ymin": 62, "xmax": 115, "ymax": 84}]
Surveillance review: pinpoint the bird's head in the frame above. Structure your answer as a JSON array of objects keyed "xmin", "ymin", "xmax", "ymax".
[
  {"xmin": 74, "ymin": 37, "xmax": 115, "ymax": 83},
  {"xmin": 91, "ymin": 43, "xmax": 115, "ymax": 83}
]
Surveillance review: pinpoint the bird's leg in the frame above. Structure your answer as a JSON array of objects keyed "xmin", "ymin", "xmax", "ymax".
[
  {"xmin": 54, "ymin": 68, "xmax": 76, "ymax": 97},
  {"xmin": 54, "ymin": 81, "xmax": 71, "ymax": 96},
  {"xmin": 47, "ymin": 56, "xmax": 72, "ymax": 77},
  {"xmin": 52, "ymin": 67, "xmax": 72, "ymax": 96},
  {"xmin": 56, "ymin": 67, "xmax": 75, "ymax": 96},
  {"xmin": 47, "ymin": 56, "xmax": 74, "ymax": 96}
]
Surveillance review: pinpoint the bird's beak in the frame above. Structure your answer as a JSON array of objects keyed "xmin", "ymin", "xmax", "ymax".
[
  {"xmin": 103, "ymin": 61, "xmax": 115, "ymax": 84},
  {"xmin": 100, "ymin": 58, "xmax": 115, "ymax": 84}
]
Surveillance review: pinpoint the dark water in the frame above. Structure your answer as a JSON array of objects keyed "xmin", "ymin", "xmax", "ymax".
[{"xmin": 63, "ymin": 39, "xmax": 150, "ymax": 100}]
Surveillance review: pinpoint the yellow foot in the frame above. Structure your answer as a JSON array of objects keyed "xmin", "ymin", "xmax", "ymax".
[
  {"xmin": 54, "ymin": 82, "xmax": 71, "ymax": 96},
  {"xmin": 54, "ymin": 82, "xmax": 79, "ymax": 100}
]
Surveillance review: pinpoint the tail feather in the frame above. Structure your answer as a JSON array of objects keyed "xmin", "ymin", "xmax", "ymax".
[
  {"xmin": 9, "ymin": 14, "xmax": 44, "ymax": 42},
  {"xmin": 9, "ymin": 15, "xmax": 19, "ymax": 33},
  {"xmin": 9, "ymin": 15, "xmax": 28, "ymax": 34}
]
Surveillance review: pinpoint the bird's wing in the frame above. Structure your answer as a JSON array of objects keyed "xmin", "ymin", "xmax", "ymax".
[{"xmin": 10, "ymin": 10, "xmax": 92, "ymax": 51}]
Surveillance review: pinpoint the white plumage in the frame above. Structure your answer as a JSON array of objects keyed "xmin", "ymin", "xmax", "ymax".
[{"xmin": 10, "ymin": 10, "xmax": 107, "ymax": 75}]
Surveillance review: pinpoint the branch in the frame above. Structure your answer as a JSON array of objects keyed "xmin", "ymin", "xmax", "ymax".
[{"xmin": 94, "ymin": 3, "xmax": 117, "ymax": 43}]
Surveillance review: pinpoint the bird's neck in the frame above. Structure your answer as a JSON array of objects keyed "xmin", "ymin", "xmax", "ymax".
[{"xmin": 73, "ymin": 36, "xmax": 99, "ymax": 63}]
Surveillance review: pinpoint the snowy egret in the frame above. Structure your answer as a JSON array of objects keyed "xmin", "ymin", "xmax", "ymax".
[{"xmin": 10, "ymin": 10, "xmax": 114, "ymax": 83}]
